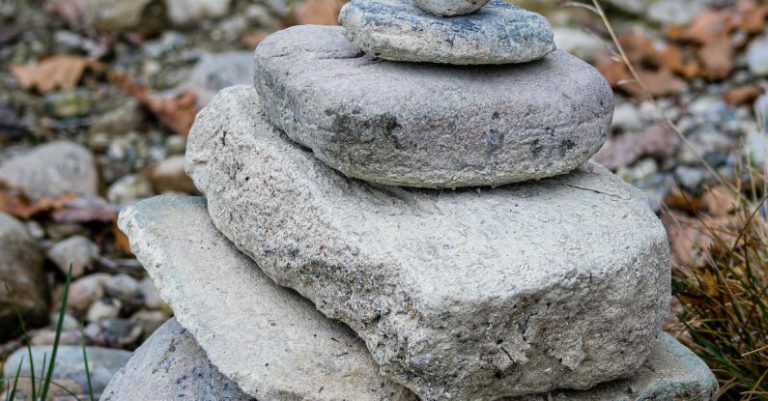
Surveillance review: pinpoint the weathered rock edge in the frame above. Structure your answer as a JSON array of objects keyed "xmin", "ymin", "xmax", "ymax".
[
  {"xmin": 339, "ymin": 0, "xmax": 555, "ymax": 64},
  {"xmin": 186, "ymin": 86, "xmax": 671, "ymax": 401},
  {"xmin": 102, "ymin": 318, "xmax": 718, "ymax": 401},
  {"xmin": 118, "ymin": 195, "xmax": 414, "ymax": 401},
  {"xmin": 253, "ymin": 25, "xmax": 612, "ymax": 188}
]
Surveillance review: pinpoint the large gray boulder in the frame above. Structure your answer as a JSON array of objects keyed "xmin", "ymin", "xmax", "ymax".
[
  {"xmin": 186, "ymin": 86, "xmax": 671, "ymax": 401},
  {"xmin": 103, "ymin": 319, "xmax": 719, "ymax": 401},
  {"xmin": 254, "ymin": 26, "xmax": 611, "ymax": 188},
  {"xmin": 0, "ymin": 213, "xmax": 49, "ymax": 342},
  {"xmin": 117, "ymin": 196, "xmax": 415, "ymax": 401},
  {"xmin": 339, "ymin": 0, "xmax": 554, "ymax": 64},
  {"xmin": 101, "ymin": 318, "xmax": 254, "ymax": 401}
]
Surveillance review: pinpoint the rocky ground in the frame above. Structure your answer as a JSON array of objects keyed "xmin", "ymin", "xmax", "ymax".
[{"xmin": 0, "ymin": 0, "xmax": 766, "ymax": 398}]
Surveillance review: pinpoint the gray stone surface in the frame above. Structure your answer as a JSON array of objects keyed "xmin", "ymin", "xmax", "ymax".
[
  {"xmin": 102, "ymin": 324, "xmax": 719, "ymax": 401},
  {"xmin": 47, "ymin": 235, "xmax": 99, "ymax": 278},
  {"xmin": 339, "ymin": 0, "xmax": 554, "ymax": 64},
  {"xmin": 0, "ymin": 141, "xmax": 98, "ymax": 201},
  {"xmin": 118, "ymin": 195, "xmax": 415, "ymax": 401},
  {"xmin": 3, "ymin": 345, "xmax": 132, "ymax": 400},
  {"xmin": 0, "ymin": 213, "xmax": 49, "ymax": 342},
  {"xmin": 254, "ymin": 26, "xmax": 611, "ymax": 188},
  {"xmin": 413, "ymin": 0, "xmax": 490, "ymax": 16},
  {"xmin": 100, "ymin": 318, "xmax": 255, "ymax": 401},
  {"xmin": 186, "ymin": 86, "xmax": 672, "ymax": 401}
]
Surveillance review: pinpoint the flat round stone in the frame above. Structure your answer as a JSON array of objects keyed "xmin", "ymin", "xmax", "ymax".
[
  {"xmin": 414, "ymin": 0, "xmax": 490, "ymax": 16},
  {"xmin": 339, "ymin": 0, "xmax": 555, "ymax": 64},
  {"xmin": 254, "ymin": 25, "xmax": 612, "ymax": 188}
]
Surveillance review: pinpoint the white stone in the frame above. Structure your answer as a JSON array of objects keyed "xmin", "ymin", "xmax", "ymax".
[
  {"xmin": 186, "ymin": 86, "xmax": 672, "ymax": 400},
  {"xmin": 118, "ymin": 196, "xmax": 414, "ymax": 401}
]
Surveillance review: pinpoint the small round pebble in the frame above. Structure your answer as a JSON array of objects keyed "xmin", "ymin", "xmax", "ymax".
[{"xmin": 413, "ymin": 0, "xmax": 490, "ymax": 16}]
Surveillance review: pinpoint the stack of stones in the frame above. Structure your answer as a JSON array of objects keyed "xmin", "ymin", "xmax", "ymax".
[{"xmin": 103, "ymin": 1, "xmax": 719, "ymax": 400}]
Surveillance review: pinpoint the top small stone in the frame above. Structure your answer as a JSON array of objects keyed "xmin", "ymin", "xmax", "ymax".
[
  {"xmin": 414, "ymin": 0, "xmax": 490, "ymax": 16},
  {"xmin": 339, "ymin": 0, "xmax": 555, "ymax": 65}
]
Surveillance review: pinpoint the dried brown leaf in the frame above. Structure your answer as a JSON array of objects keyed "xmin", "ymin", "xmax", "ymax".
[
  {"xmin": 297, "ymin": 0, "xmax": 344, "ymax": 25},
  {"xmin": 11, "ymin": 55, "xmax": 89, "ymax": 93}
]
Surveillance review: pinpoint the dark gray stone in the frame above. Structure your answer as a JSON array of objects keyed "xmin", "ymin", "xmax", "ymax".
[
  {"xmin": 254, "ymin": 26, "xmax": 612, "ymax": 188},
  {"xmin": 100, "ymin": 319, "xmax": 254, "ymax": 401},
  {"xmin": 0, "ymin": 213, "xmax": 48, "ymax": 342},
  {"xmin": 339, "ymin": 0, "xmax": 555, "ymax": 64}
]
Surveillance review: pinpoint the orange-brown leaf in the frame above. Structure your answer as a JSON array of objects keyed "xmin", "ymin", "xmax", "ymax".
[
  {"xmin": 11, "ymin": 55, "xmax": 89, "ymax": 93},
  {"xmin": 0, "ymin": 191, "xmax": 75, "ymax": 220},
  {"xmin": 297, "ymin": 0, "xmax": 344, "ymax": 25}
]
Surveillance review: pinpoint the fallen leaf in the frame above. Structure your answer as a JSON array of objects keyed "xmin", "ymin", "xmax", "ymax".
[
  {"xmin": 0, "ymin": 191, "xmax": 75, "ymax": 220},
  {"xmin": 636, "ymin": 69, "xmax": 687, "ymax": 97},
  {"xmin": 11, "ymin": 55, "xmax": 89, "ymax": 94},
  {"xmin": 697, "ymin": 36, "xmax": 733, "ymax": 80},
  {"xmin": 701, "ymin": 186, "xmax": 740, "ymax": 217},
  {"xmin": 92, "ymin": 62, "xmax": 199, "ymax": 136},
  {"xmin": 723, "ymin": 85, "xmax": 762, "ymax": 106},
  {"xmin": 664, "ymin": 188, "xmax": 703, "ymax": 214},
  {"xmin": 594, "ymin": 124, "xmax": 679, "ymax": 169},
  {"xmin": 297, "ymin": 0, "xmax": 344, "ymax": 25}
]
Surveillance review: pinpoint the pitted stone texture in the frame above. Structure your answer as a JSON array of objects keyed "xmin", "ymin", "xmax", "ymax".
[
  {"xmin": 101, "ymin": 319, "xmax": 255, "ymax": 401},
  {"xmin": 103, "ymin": 326, "xmax": 718, "ymax": 401},
  {"xmin": 339, "ymin": 0, "xmax": 554, "ymax": 64},
  {"xmin": 118, "ymin": 196, "xmax": 414, "ymax": 401},
  {"xmin": 186, "ymin": 86, "xmax": 671, "ymax": 401},
  {"xmin": 413, "ymin": 0, "xmax": 490, "ymax": 17},
  {"xmin": 254, "ymin": 26, "xmax": 611, "ymax": 188}
]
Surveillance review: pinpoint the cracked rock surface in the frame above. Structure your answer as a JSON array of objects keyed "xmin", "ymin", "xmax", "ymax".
[
  {"xmin": 118, "ymin": 195, "xmax": 414, "ymax": 401},
  {"xmin": 186, "ymin": 85, "xmax": 672, "ymax": 401},
  {"xmin": 253, "ymin": 25, "xmax": 612, "ymax": 189},
  {"xmin": 339, "ymin": 0, "xmax": 554, "ymax": 64}
]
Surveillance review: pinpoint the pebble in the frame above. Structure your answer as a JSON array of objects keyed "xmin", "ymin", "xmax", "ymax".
[
  {"xmin": 86, "ymin": 298, "xmax": 122, "ymax": 322},
  {"xmin": 130, "ymin": 309, "xmax": 170, "ymax": 340},
  {"xmin": 184, "ymin": 51, "xmax": 254, "ymax": 107},
  {"xmin": 85, "ymin": 318, "xmax": 142, "ymax": 348},
  {"xmin": 413, "ymin": 0, "xmax": 490, "ymax": 16},
  {"xmin": 553, "ymin": 27, "xmax": 606, "ymax": 62},
  {"xmin": 106, "ymin": 174, "xmax": 155, "ymax": 205},
  {"xmin": 147, "ymin": 155, "xmax": 197, "ymax": 193},
  {"xmin": 674, "ymin": 165, "xmax": 706, "ymax": 192},
  {"xmin": 0, "ymin": 213, "xmax": 49, "ymax": 341},
  {"xmin": 3, "ymin": 345, "xmax": 132, "ymax": 400},
  {"xmin": 612, "ymin": 102, "xmax": 646, "ymax": 132},
  {"xmin": 139, "ymin": 277, "xmax": 165, "ymax": 310},
  {"xmin": 47, "ymin": 235, "xmax": 100, "ymax": 278},
  {"xmin": 104, "ymin": 274, "xmax": 141, "ymax": 304},
  {"xmin": 43, "ymin": 89, "xmax": 91, "ymax": 119},
  {"xmin": 339, "ymin": 0, "xmax": 555, "ymax": 65},
  {"xmin": 0, "ymin": 141, "xmax": 98, "ymax": 201},
  {"xmin": 165, "ymin": 0, "xmax": 232, "ymax": 25},
  {"xmin": 68, "ymin": 273, "xmax": 110, "ymax": 315},
  {"xmin": 747, "ymin": 36, "xmax": 768, "ymax": 77}
]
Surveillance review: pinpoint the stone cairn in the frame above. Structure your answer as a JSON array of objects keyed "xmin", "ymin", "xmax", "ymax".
[{"xmin": 103, "ymin": 1, "xmax": 719, "ymax": 400}]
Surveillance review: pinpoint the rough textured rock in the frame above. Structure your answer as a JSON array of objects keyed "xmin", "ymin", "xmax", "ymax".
[
  {"xmin": 118, "ymin": 195, "xmax": 415, "ymax": 401},
  {"xmin": 0, "ymin": 213, "xmax": 49, "ymax": 342},
  {"xmin": 0, "ymin": 141, "xmax": 98, "ymax": 201},
  {"xmin": 413, "ymin": 0, "xmax": 490, "ymax": 16},
  {"xmin": 254, "ymin": 26, "xmax": 611, "ymax": 188},
  {"xmin": 101, "ymin": 318, "xmax": 255, "ymax": 401},
  {"xmin": 186, "ymin": 86, "xmax": 672, "ymax": 401},
  {"xmin": 339, "ymin": 0, "xmax": 554, "ymax": 64},
  {"xmin": 101, "ymin": 325, "xmax": 718, "ymax": 401},
  {"xmin": 4, "ymin": 345, "xmax": 131, "ymax": 400}
]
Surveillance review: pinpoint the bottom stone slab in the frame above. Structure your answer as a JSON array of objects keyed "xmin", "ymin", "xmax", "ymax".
[
  {"xmin": 103, "ymin": 320, "xmax": 717, "ymax": 401},
  {"xmin": 116, "ymin": 195, "xmax": 718, "ymax": 401}
]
